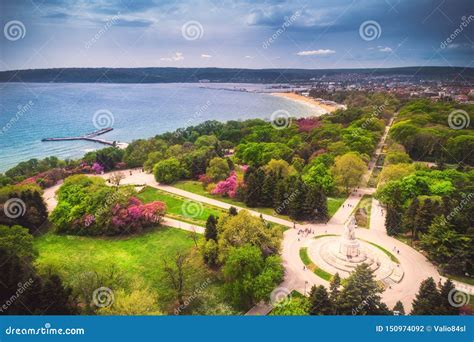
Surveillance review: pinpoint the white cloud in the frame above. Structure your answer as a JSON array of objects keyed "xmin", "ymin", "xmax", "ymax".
[
  {"xmin": 245, "ymin": 55, "xmax": 254, "ymax": 59},
  {"xmin": 378, "ymin": 46, "xmax": 392, "ymax": 52},
  {"xmin": 201, "ymin": 54, "xmax": 212, "ymax": 58},
  {"xmin": 296, "ymin": 49, "xmax": 335, "ymax": 56},
  {"xmin": 160, "ymin": 52, "xmax": 184, "ymax": 61}
]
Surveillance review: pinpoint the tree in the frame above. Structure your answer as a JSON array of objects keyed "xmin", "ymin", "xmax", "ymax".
[
  {"xmin": 392, "ymin": 301, "xmax": 405, "ymax": 315},
  {"xmin": 331, "ymin": 153, "xmax": 366, "ymax": 193},
  {"xmin": 0, "ymin": 185, "xmax": 48, "ymax": 234},
  {"xmin": 244, "ymin": 168, "xmax": 265, "ymax": 207},
  {"xmin": 287, "ymin": 177, "xmax": 306, "ymax": 220},
  {"xmin": 204, "ymin": 214, "xmax": 218, "ymax": 241},
  {"xmin": 438, "ymin": 279, "xmax": 460, "ymax": 315},
  {"xmin": 337, "ymin": 264, "xmax": 387, "ymax": 315},
  {"xmin": 228, "ymin": 206, "xmax": 238, "ymax": 216},
  {"xmin": 206, "ymin": 157, "xmax": 230, "ymax": 182},
  {"xmin": 303, "ymin": 185, "xmax": 328, "ymax": 222},
  {"xmin": 153, "ymin": 158, "xmax": 184, "ymax": 184},
  {"xmin": 413, "ymin": 198, "xmax": 438, "ymax": 239},
  {"xmin": 270, "ymin": 297, "xmax": 309, "ymax": 315},
  {"xmin": 217, "ymin": 211, "xmax": 281, "ymax": 262},
  {"xmin": 420, "ymin": 217, "xmax": 470, "ymax": 266},
  {"xmin": 309, "ymin": 285, "xmax": 333, "ymax": 315},
  {"xmin": 410, "ymin": 277, "xmax": 440, "ymax": 315},
  {"xmin": 109, "ymin": 171, "xmax": 125, "ymax": 186},
  {"xmin": 162, "ymin": 252, "xmax": 190, "ymax": 311},
  {"xmin": 379, "ymin": 164, "xmax": 415, "ymax": 185},
  {"xmin": 385, "ymin": 205, "xmax": 402, "ymax": 236},
  {"xmin": 222, "ymin": 245, "xmax": 283, "ymax": 309},
  {"xmin": 98, "ymin": 288, "xmax": 162, "ymax": 315},
  {"xmin": 201, "ymin": 238, "xmax": 219, "ymax": 267},
  {"xmin": 261, "ymin": 172, "xmax": 277, "ymax": 207},
  {"xmin": 329, "ymin": 273, "xmax": 341, "ymax": 313},
  {"xmin": 263, "ymin": 159, "xmax": 293, "ymax": 178}
]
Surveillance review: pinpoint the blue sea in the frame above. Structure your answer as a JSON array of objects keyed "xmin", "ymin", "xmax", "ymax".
[{"xmin": 0, "ymin": 83, "xmax": 318, "ymax": 172}]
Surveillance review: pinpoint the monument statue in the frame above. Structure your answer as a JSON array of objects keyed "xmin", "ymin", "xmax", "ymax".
[{"xmin": 339, "ymin": 215, "xmax": 361, "ymax": 258}]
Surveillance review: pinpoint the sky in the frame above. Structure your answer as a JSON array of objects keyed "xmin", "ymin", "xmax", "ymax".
[{"xmin": 0, "ymin": 0, "xmax": 473, "ymax": 71}]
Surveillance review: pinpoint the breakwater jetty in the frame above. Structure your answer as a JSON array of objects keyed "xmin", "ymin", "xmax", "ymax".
[{"xmin": 42, "ymin": 127, "xmax": 128, "ymax": 148}]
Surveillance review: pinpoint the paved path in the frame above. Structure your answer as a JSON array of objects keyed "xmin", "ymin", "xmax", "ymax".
[
  {"xmin": 41, "ymin": 179, "xmax": 204, "ymax": 235},
  {"xmin": 43, "ymin": 166, "xmax": 473, "ymax": 314}
]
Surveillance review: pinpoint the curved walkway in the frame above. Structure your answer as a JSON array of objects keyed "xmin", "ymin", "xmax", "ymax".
[{"xmin": 43, "ymin": 169, "xmax": 473, "ymax": 314}]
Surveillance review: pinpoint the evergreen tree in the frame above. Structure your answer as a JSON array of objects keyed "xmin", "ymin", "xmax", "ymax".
[
  {"xmin": 287, "ymin": 178, "xmax": 306, "ymax": 220},
  {"xmin": 261, "ymin": 172, "xmax": 277, "ymax": 208},
  {"xmin": 403, "ymin": 197, "xmax": 419, "ymax": 239},
  {"xmin": 329, "ymin": 273, "xmax": 341, "ymax": 314},
  {"xmin": 411, "ymin": 277, "xmax": 441, "ymax": 315},
  {"xmin": 244, "ymin": 168, "xmax": 265, "ymax": 207},
  {"xmin": 385, "ymin": 205, "xmax": 401, "ymax": 236},
  {"xmin": 303, "ymin": 185, "xmax": 328, "ymax": 222},
  {"xmin": 337, "ymin": 264, "xmax": 386, "ymax": 315},
  {"xmin": 392, "ymin": 301, "xmax": 405, "ymax": 315},
  {"xmin": 413, "ymin": 199, "xmax": 437, "ymax": 239},
  {"xmin": 438, "ymin": 279, "xmax": 460, "ymax": 315},
  {"xmin": 228, "ymin": 206, "xmax": 238, "ymax": 216},
  {"xmin": 273, "ymin": 179, "xmax": 288, "ymax": 215},
  {"xmin": 309, "ymin": 285, "xmax": 333, "ymax": 315},
  {"xmin": 204, "ymin": 214, "xmax": 218, "ymax": 241}
]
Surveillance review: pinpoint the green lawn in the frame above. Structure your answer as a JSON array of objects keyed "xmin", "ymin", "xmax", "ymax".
[
  {"xmin": 34, "ymin": 226, "xmax": 225, "ymax": 311},
  {"xmin": 137, "ymin": 186, "xmax": 226, "ymax": 226},
  {"xmin": 299, "ymin": 247, "xmax": 332, "ymax": 281},
  {"xmin": 174, "ymin": 180, "xmax": 345, "ymax": 220},
  {"xmin": 327, "ymin": 197, "xmax": 347, "ymax": 217}
]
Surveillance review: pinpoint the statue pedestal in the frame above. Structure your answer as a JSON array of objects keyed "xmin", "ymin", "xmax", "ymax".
[{"xmin": 339, "ymin": 238, "xmax": 361, "ymax": 258}]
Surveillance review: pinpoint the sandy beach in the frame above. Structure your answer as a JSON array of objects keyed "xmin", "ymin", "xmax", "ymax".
[{"xmin": 271, "ymin": 92, "xmax": 345, "ymax": 114}]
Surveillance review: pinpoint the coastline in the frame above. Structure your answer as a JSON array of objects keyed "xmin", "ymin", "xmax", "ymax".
[{"xmin": 271, "ymin": 92, "xmax": 345, "ymax": 114}]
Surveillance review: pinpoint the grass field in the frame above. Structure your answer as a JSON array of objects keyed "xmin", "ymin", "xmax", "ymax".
[
  {"xmin": 174, "ymin": 180, "xmax": 346, "ymax": 220},
  {"xmin": 137, "ymin": 186, "xmax": 226, "ymax": 226},
  {"xmin": 352, "ymin": 195, "xmax": 372, "ymax": 228},
  {"xmin": 299, "ymin": 247, "xmax": 333, "ymax": 281},
  {"xmin": 34, "ymin": 226, "xmax": 225, "ymax": 311}
]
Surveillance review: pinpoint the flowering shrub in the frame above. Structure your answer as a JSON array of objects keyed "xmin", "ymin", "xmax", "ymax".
[
  {"xmin": 211, "ymin": 171, "xmax": 239, "ymax": 198},
  {"xmin": 109, "ymin": 197, "xmax": 166, "ymax": 234},
  {"xmin": 296, "ymin": 117, "xmax": 321, "ymax": 132},
  {"xmin": 51, "ymin": 175, "xmax": 166, "ymax": 236},
  {"xmin": 198, "ymin": 174, "xmax": 213, "ymax": 187},
  {"xmin": 91, "ymin": 162, "xmax": 104, "ymax": 174}
]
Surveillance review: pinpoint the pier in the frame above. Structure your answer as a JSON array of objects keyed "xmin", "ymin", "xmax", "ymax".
[{"xmin": 42, "ymin": 128, "xmax": 128, "ymax": 148}]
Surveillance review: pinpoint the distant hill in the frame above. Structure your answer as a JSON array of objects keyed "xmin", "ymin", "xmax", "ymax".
[{"xmin": 0, "ymin": 66, "xmax": 472, "ymax": 83}]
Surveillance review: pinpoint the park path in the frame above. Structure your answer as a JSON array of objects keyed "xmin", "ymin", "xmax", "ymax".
[{"xmin": 41, "ymin": 178, "xmax": 205, "ymax": 235}]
